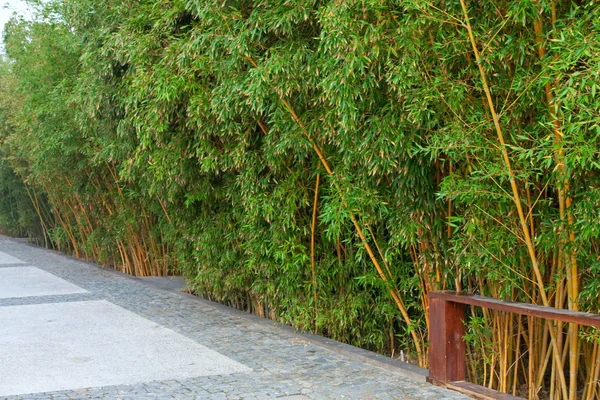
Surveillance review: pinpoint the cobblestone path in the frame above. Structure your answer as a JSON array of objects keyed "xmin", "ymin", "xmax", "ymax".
[{"xmin": 0, "ymin": 236, "xmax": 468, "ymax": 400}]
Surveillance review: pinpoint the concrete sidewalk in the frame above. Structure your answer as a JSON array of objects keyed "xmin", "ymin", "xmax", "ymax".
[{"xmin": 0, "ymin": 236, "xmax": 468, "ymax": 400}]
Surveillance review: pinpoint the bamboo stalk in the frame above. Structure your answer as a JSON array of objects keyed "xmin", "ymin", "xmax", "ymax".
[
  {"xmin": 490, "ymin": 311, "xmax": 499, "ymax": 389},
  {"xmin": 310, "ymin": 173, "xmax": 320, "ymax": 333},
  {"xmin": 585, "ymin": 340, "xmax": 600, "ymax": 400},
  {"xmin": 528, "ymin": 316, "xmax": 535, "ymax": 400},
  {"xmin": 447, "ymin": 163, "xmax": 453, "ymax": 239},
  {"xmin": 158, "ymin": 198, "xmax": 172, "ymax": 224},
  {"xmin": 46, "ymin": 189, "xmax": 80, "ymax": 257},
  {"xmin": 508, "ymin": 319, "xmax": 514, "ymax": 393},
  {"xmin": 23, "ymin": 184, "xmax": 49, "ymax": 248},
  {"xmin": 536, "ymin": 321, "xmax": 553, "ymax": 389},
  {"xmin": 532, "ymin": 4, "xmax": 580, "ymax": 397},
  {"xmin": 458, "ymin": 2, "xmax": 568, "ymax": 396},
  {"xmin": 244, "ymin": 54, "xmax": 425, "ymax": 366},
  {"xmin": 581, "ymin": 340, "xmax": 591, "ymax": 400},
  {"xmin": 552, "ymin": 281, "xmax": 566, "ymax": 399},
  {"xmin": 513, "ymin": 316, "xmax": 523, "ymax": 396},
  {"xmin": 64, "ymin": 198, "xmax": 93, "ymax": 259}
]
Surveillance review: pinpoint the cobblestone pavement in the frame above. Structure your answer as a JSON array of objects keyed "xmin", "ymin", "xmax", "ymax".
[{"xmin": 0, "ymin": 236, "xmax": 469, "ymax": 400}]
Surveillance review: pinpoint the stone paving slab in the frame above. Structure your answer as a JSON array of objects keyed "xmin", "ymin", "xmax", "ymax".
[
  {"xmin": 0, "ymin": 267, "xmax": 88, "ymax": 299},
  {"xmin": 0, "ymin": 250, "xmax": 24, "ymax": 264},
  {"xmin": 0, "ymin": 236, "xmax": 469, "ymax": 400},
  {"xmin": 0, "ymin": 300, "xmax": 250, "ymax": 396}
]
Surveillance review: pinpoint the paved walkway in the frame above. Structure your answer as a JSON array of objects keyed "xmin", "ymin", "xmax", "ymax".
[{"xmin": 0, "ymin": 236, "xmax": 468, "ymax": 400}]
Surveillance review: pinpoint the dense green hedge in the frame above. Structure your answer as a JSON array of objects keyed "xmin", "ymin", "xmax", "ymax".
[{"xmin": 1, "ymin": 1, "xmax": 600, "ymax": 396}]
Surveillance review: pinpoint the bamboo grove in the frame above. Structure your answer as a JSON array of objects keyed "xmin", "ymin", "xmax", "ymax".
[{"xmin": 1, "ymin": 1, "xmax": 599, "ymax": 398}]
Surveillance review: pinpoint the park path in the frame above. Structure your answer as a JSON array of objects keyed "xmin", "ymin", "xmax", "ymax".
[{"xmin": 0, "ymin": 235, "xmax": 468, "ymax": 400}]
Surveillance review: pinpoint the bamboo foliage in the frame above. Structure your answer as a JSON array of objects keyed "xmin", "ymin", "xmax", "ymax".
[{"xmin": 1, "ymin": 0, "xmax": 600, "ymax": 397}]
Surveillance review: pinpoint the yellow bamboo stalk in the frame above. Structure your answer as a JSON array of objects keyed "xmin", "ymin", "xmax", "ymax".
[
  {"xmin": 528, "ymin": 316, "xmax": 536, "ymax": 400},
  {"xmin": 489, "ymin": 309, "xmax": 498, "ymax": 389},
  {"xmin": 145, "ymin": 214, "xmax": 163, "ymax": 276},
  {"xmin": 551, "ymin": 279, "xmax": 566, "ymax": 399},
  {"xmin": 22, "ymin": 184, "xmax": 50, "ymax": 247},
  {"xmin": 580, "ymin": 340, "xmax": 591, "ymax": 399},
  {"xmin": 501, "ymin": 312, "xmax": 510, "ymax": 392},
  {"xmin": 46, "ymin": 188, "xmax": 79, "ymax": 257},
  {"xmin": 458, "ymin": 2, "xmax": 568, "ymax": 396},
  {"xmin": 533, "ymin": 4, "xmax": 580, "ymax": 397},
  {"xmin": 537, "ymin": 322, "xmax": 554, "ymax": 388},
  {"xmin": 513, "ymin": 316, "xmax": 523, "ymax": 396},
  {"xmin": 310, "ymin": 173, "xmax": 320, "ymax": 333},
  {"xmin": 63, "ymin": 199, "xmax": 92, "ymax": 260},
  {"xmin": 158, "ymin": 198, "xmax": 172, "ymax": 224},
  {"xmin": 585, "ymin": 340, "xmax": 599, "ymax": 400},
  {"xmin": 244, "ymin": 54, "xmax": 425, "ymax": 367}
]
